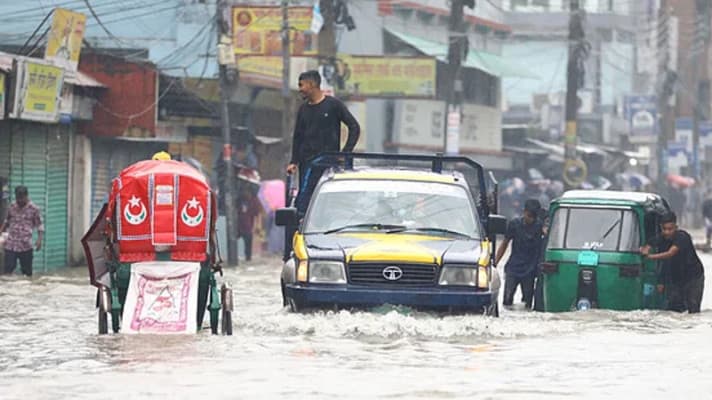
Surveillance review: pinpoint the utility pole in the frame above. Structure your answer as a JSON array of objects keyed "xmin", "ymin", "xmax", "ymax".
[
  {"xmin": 444, "ymin": 0, "xmax": 473, "ymax": 155},
  {"xmin": 563, "ymin": 0, "xmax": 587, "ymax": 190},
  {"xmin": 692, "ymin": 0, "xmax": 710, "ymax": 182},
  {"xmin": 657, "ymin": 1, "xmax": 674, "ymax": 192},
  {"xmin": 318, "ymin": 0, "xmax": 336, "ymax": 59},
  {"xmin": 217, "ymin": 0, "xmax": 238, "ymax": 265},
  {"xmin": 281, "ymin": 0, "xmax": 292, "ymax": 148}
]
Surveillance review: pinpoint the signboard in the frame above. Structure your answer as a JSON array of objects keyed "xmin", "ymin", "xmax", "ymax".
[
  {"xmin": 339, "ymin": 55, "xmax": 436, "ymax": 97},
  {"xmin": 675, "ymin": 117, "xmax": 693, "ymax": 153},
  {"xmin": 0, "ymin": 73, "xmax": 5, "ymax": 120},
  {"xmin": 392, "ymin": 99, "xmax": 445, "ymax": 147},
  {"xmin": 461, "ymin": 103, "xmax": 502, "ymax": 152},
  {"xmin": 45, "ymin": 8, "xmax": 86, "ymax": 71},
  {"xmin": 11, "ymin": 60, "xmax": 64, "ymax": 123},
  {"xmin": 699, "ymin": 121, "xmax": 712, "ymax": 162},
  {"xmin": 237, "ymin": 56, "xmax": 315, "ymax": 89},
  {"xmin": 624, "ymin": 95, "xmax": 656, "ymax": 143},
  {"xmin": 666, "ymin": 140, "xmax": 689, "ymax": 175},
  {"xmin": 58, "ymin": 83, "xmax": 73, "ymax": 124},
  {"xmin": 232, "ymin": 6, "xmax": 316, "ymax": 56}
]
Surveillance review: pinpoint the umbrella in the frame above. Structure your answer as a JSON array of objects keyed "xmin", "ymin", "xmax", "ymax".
[
  {"xmin": 237, "ymin": 167, "xmax": 261, "ymax": 185},
  {"xmin": 667, "ymin": 174, "xmax": 695, "ymax": 188},
  {"xmin": 258, "ymin": 180, "xmax": 286, "ymax": 211}
]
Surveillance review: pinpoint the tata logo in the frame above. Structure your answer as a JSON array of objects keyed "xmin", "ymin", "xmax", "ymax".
[{"xmin": 382, "ymin": 266, "xmax": 403, "ymax": 281}]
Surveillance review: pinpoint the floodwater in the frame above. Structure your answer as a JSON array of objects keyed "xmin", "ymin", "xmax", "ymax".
[{"xmin": 1, "ymin": 255, "xmax": 711, "ymax": 400}]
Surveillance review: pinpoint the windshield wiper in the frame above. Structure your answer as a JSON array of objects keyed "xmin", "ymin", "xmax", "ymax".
[
  {"xmin": 590, "ymin": 219, "xmax": 621, "ymax": 250},
  {"xmin": 389, "ymin": 227, "xmax": 472, "ymax": 239},
  {"xmin": 323, "ymin": 223, "xmax": 407, "ymax": 235}
]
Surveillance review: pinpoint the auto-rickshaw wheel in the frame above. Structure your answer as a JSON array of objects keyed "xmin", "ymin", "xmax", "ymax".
[
  {"xmin": 98, "ymin": 310, "xmax": 108, "ymax": 334},
  {"xmin": 221, "ymin": 310, "xmax": 233, "ymax": 335}
]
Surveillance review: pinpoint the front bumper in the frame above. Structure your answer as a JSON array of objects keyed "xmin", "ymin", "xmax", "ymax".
[{"xmin": 284, "ymin": 283, "xmax": 494, "ymax": 310}]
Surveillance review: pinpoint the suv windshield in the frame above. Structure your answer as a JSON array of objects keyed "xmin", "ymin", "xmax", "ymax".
[
  {"xmin": 304, "ymin": 179, "xmax": 480, "ymax": 238},
  {"xmin": 547, "ymin": 207, "xmax": 640, "ymax": 251}
]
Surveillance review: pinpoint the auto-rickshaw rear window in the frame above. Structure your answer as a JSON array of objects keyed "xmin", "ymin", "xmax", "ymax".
[{"xmin": 548, "ymin": 207, "xmax": 640, "ymax": 251}]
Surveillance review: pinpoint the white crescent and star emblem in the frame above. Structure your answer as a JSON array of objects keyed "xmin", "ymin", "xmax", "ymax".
[
  {"xmin": 124, "ymin": 195, "xmax": 147, "ymax": 225},
  {"xmin": 181, "ymin": 196, "xmax": 204, "ymax": 227}
]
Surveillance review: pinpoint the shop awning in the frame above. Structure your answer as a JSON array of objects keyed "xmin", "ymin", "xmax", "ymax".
[
  {"xmin": 386, "ymin": 29, "xmax": 539, "ymax": 80},
  {"xmin": 64, "ymin": 69, "xmax": 106, "ymax": 88}
]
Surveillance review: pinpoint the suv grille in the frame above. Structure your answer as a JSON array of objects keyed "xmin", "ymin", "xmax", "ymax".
[{"xmin": 347, "ymin": 263, "xmax": 437, "ymax": 286}]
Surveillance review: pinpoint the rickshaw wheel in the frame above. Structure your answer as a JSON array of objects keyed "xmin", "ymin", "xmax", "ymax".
[
  {"xmin": 98, "ymin": 310, "xmax": 108, "ymax": 334},
  {"xmin": 281, "ymin": 280, "xmax": 287, "ymax": 307},
  {"xmin": 210, "ymin": 309, "xmax": 219, "ymax": 334},
  {"xmin": 111, "ymin": 310, "xmax": 121, "ymax": 333},
  {"xmin": 221, "ymin": 310, "xmax": 233, "ymax": 336}
]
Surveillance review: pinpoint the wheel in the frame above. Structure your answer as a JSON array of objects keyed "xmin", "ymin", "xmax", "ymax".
[
  {"xmin": 98, "ymin": 309, "xmax": 108, "ymax": 334},
  {"xmin": 281, "ymin": 280, "xmax": 288, "ymax": 307},
  {"xmin": 210, "ymin": 309, "xmax": 219, "ymax": 334},
  {"xmin": 221, "ymin": 310, "xmax": 233, "ymax": 336},
  {"xmin": 287, "ymin": 297, "xmax": 301, "ymax": 313},
  {"xmin": 111, "ymin": 310, "xmax": 121, "ymax": 333}
]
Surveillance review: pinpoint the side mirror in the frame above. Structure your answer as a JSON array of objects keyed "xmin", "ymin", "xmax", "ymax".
[
  {"xmin": 487, "ymin": 214, "xmax": 507, "ymax": 235},
  {"xmin": 275, "ymin": 207, "xmax": 299, "ymax": 227}
]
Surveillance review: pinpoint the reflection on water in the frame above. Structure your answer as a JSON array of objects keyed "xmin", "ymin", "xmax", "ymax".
[{"xmin": 1, "ymin": 257, "xmax": 711, "ymax": 399}]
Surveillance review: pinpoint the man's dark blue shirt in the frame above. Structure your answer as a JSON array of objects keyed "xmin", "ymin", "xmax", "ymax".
[{"xmin": 504, "ymin": 217, "xmax": 544, "ymax": 278}]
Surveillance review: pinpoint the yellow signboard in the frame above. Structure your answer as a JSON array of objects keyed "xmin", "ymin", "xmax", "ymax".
[
  {"xmin": 339, "ymin": 56, "xmax": 436, "ymax": 97},
  {"xmin": 0, "ymin": 73, "xmax": 5, "ymax": 120},
  {"xmin": 237, "ymin": 56, "xmax": 316, "ymax": 89},
  {"xmin": 20, "ymin": 62, "xmax": 64, "ymax": 122},
  {"xmin": 232, "ymin": 6, "xmax": 316, "ymax": 56},
  {"xmin": 45, "ymin": 8, "xmax": 87, "ymax": 70},
  {"xmin": 239, "ymin": 56, "xmax": 283, "ymax": 80}
]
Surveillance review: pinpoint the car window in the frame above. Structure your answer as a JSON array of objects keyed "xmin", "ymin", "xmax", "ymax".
[
  {"xmin": 304, "ymin": 180, "xmax": 480, "ymax": 238},
  {"xmin": 547, "ymin": 207, "xmax": 640, "ymax": 251}
]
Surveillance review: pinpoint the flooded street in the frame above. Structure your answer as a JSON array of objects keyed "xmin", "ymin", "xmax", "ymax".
[{"xmin": 1, "ymin": 255, "xmax": 711, "ymax": 400}]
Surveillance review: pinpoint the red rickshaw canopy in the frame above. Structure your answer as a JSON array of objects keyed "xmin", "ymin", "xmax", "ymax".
[{"xmin": 107, "ymin": 160, "xmax": 215, "ymax": 263}]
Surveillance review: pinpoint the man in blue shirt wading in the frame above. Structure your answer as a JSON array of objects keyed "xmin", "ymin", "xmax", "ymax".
[{"xmin": 494, "ymin": 199, "xmax": 545, "ymax": 309}]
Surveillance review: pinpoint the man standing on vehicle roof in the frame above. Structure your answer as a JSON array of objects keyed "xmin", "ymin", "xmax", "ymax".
[
  {"xmin": 640, "ymin": 212, "xmax": 704, "ymax": 313},
  {"xmin": 495, "ymin": 199, "xmax": 545, "ymax": 310},
  {"xmin": 286, "ymin": 70, "xmax": 360, "ymax": 213}
]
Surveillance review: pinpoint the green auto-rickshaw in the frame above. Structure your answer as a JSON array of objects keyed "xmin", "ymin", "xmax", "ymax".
[{"xmin": 540, "ymin": 190, "xmax": 672, "ymax": 312}]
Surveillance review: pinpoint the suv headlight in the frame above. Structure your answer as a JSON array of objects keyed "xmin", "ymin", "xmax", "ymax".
[
  {"xmin": 439, "ymin": 266, "xmax": 477, "ymax": 286},
  {"xmin": 309, "ymin": 261, "xmax": 347, "ymax": 284}
]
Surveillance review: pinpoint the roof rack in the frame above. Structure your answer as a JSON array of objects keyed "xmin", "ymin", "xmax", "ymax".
[{"xmin": 310, "ymin": 151, "xmax": 485, "ymax": 176}]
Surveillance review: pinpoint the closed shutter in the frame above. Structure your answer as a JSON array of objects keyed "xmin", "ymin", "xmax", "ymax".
[
  {"xmin": 0, "ymin": 124, "xmax": 10, "ymax": 223},
  {"xmin": 91, "ymin": 140, "xmax": 162, "ymax": 219},
  {"xmin": 91, "ymin": 140, "xmax": 111, "ymax": 219},
  {"xmin": 0, "ymin": 123, "xmax": 10, "ymax": 179},
  {"xmin": 44, "ymin": 127, "xmax": 70, "ymax": 270},
  {"xmin": 9, "ymin": 125, "xmax": 49, "ymax": 272}
]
